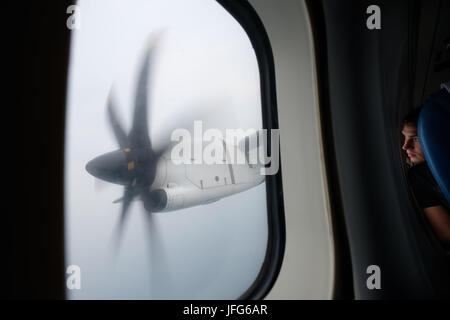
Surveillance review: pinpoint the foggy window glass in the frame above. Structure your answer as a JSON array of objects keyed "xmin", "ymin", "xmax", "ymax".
[{"xmin": 65, "ymin": 0, "xmax": 267, "ymax": 299}]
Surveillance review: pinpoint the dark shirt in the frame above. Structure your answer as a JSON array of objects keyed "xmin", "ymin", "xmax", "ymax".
[{"xmin": 408, "ymin": 162, "xmax": 449, "ymax": 211}]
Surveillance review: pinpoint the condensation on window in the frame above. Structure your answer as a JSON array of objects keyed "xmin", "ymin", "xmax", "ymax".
[{"xmin": 65, "ymin": 0, "xmax": 267, "ymax": 299}]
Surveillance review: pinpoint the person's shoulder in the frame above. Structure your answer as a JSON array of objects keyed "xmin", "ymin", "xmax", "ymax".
[
  {"xmin": 407, "ymin": 163, "xmax": 438, "ymax": 194},
  {"xmin": 408, "ymin": 162, "xmax": 448, "ymax": 210},
  {"xmin": 408, "ymin": 162, "xmax": 430, "ymax": 182}
]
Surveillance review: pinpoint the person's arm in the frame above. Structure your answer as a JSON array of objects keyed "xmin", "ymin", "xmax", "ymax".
[{"xmin": 423, "ymin": 205, "xmax": 450, "ymax": 246}]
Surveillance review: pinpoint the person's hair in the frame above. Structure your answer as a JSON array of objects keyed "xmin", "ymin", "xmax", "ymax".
[{"xmin": 402, "ymin": 107, "xmax": 422, "ymax": 126}]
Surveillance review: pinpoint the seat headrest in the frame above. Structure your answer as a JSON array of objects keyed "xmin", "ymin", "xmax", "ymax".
[{"xmin": 418, "ymin": 88, "xmax": 450, "ymax": 204}]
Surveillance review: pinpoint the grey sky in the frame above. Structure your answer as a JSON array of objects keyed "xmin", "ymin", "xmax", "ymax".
[{"xmin": 65, "ymin": 0, "xmax": 267, "ymax": 299}]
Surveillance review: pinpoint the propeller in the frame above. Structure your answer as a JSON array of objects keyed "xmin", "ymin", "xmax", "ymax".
[
  {"xmin": 85, "ymin": 32, "xmax": 228, "ymax": 295},
  {"xmin": 85, "ymin": 34, "xmax": 169, "ymax": 251},
  {"xmin": 142, "ymin": 209, "xmax": 172, "ymax": 298}
]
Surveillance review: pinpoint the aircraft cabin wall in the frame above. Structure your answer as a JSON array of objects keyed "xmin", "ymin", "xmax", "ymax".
[
  {"xmin": 247, "ymin": 0, "xmax": 336, "ymax": 299},
  {"xmin": 245, "ymin": 0, "xmax": 450, "ymax": 299}
]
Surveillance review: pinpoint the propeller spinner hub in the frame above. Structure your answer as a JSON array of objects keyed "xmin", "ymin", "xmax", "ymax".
[{"xmin": 86, "ymin": 150, "xmax": 134, "ymax": 185}]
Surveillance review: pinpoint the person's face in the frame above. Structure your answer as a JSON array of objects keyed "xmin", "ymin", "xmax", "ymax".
[{"xmin": 402, "ymin": 123, "xmax": 425, "ymax": 164}]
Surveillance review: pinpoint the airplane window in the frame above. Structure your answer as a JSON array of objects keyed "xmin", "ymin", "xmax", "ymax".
[{"xmin": 65, "ymin": 0, "xmax": 268, "ymax": 299}]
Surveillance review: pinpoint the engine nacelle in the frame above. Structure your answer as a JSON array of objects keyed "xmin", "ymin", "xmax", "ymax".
[
  {"xmin": 143, "ymin": 187, "xmax": 189, "ymax": 212},
  {"xmin": 162, "ymin": 187, "xmax": 187, "ymax": 212},
  {"xmin": 142, "ymin": 189, "xmax": 168, "ymax": 212}
]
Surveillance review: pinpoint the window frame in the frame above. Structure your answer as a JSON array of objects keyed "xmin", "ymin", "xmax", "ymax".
[{"xmin": 216, "ymin": 0, "xmax": 286, "ymax": 300}]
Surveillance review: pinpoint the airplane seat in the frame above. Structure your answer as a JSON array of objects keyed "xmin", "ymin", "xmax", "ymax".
[{"xmin": 418, "ymin": 85, "xmax": 450, "ymax": 204}]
